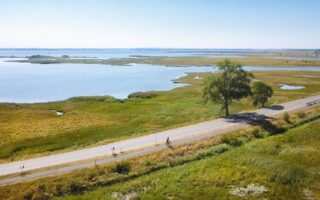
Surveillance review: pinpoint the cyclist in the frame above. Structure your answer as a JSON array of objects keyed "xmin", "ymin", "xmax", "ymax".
[{"xmin": 166, "ymin": 137, "xmax": 172, "ymax": 147}]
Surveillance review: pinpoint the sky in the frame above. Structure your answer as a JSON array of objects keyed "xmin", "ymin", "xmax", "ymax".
[{"xmin": 0, "ymin": 0, "xmax": 319, "ymax": 49}]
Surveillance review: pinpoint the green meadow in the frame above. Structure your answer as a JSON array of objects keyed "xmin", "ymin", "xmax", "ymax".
[
  {"xmin": 1, "ymin": 106, "xmax": 319, "ymax": 200},
  {"xmin": 57, "ymin": 114, "xmax": 320, "ymax": 200},
  {"xmin": 1, "ymin": 1, "xmax": 320, "ymax": 199},
  {"xmin": 0, "ymin": 70, "xmax": 319, "ymax": 162},
  {"xmin": 14, "ymin": 54, "xmax": 320, "ymax": 67}
]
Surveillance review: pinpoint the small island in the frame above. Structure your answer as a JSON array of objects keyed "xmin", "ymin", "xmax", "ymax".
[{"xmin": 9, "ymin": 49, "xmax": 320, "ymax": 67}]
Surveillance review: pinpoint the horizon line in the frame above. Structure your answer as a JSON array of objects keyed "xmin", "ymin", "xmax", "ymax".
[{"xmin": 0, "ymin": 48, "xmax": 319, "ymax": 50}]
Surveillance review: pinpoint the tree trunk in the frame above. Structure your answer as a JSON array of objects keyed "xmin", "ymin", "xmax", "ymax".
[{"xmin": 225, "ymin": 102, "xmax": 229, "ymax": 116}]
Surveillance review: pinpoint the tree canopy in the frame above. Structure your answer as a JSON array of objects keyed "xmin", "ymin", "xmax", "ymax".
[
  {"xmin": 252, "ymin": 81, "xmax": 273, "ymax": 108},
  {"xmin": 203, "ymin": 60, "xmax": 252, "ymax": 116}
]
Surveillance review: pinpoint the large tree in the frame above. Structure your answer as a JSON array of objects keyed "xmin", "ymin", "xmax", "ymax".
[
  {"xmin": 252, "ymin": 81, "xmax": 273, "ymax": 108},
  {"xmin": 203, "ymin": 60, "xmax": 252, "ymax": 116}
]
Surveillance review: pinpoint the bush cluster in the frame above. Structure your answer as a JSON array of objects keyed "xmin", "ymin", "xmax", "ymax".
[
  {"xmin": 221, "ymin": 135, "xmax": 243, "ymax": 147},
  {"xmin": 283, "ymin": 112, "xmax": 290, "ymax": 123},
  {"xmin": 195, "ymin": 144, "xmax": 231, "ymax": 160},
  {"xmin": 251, "ymin": 128, "xmax": 266, "ymax": 138},
  {"xmin": 128, "ymin": 91, "xmax": 158, "ymax": 99},
  {"xmin": 111, "ymin": 162, "xmax": 131, "ymax": 174},
  {"xmin": 268, "ymin": 165, "xmax": 307, "ymax": 185},
  {"xmin": 297, "ymin": 111, "xmax": 306, "ymax": 119}
]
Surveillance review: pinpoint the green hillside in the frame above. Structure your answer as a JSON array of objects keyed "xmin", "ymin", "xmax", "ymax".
[{"xmin": 57, "ymin": 117, "xmax": 320, "ymax": 199}]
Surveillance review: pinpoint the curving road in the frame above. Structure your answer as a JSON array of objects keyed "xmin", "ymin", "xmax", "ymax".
[{"xmin": 0, "ymin": 95, "xmax": 319, "ymax": 182}]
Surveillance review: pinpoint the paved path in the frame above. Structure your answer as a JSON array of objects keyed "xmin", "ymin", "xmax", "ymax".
[{"xmin": 0, "ymin": 95, "xmax": 319, "ymax": 183}]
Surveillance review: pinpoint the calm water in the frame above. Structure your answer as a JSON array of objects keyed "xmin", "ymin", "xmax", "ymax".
[
  {"xmin": 0, "ymin": 48, "xmax": 250, "ymax": 59},
  {"xmin": 1, "ymin": 58, "xmax": 320, "ymax": 103},
  {"xmin": 0, "ymin": 59, "xmax": 212, "ymax": 103},
  {"xmin": 278, "ymin": 84, "xmax": 305, "ymax": 90}
]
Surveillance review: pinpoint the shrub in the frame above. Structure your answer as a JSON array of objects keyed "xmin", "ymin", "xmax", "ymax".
[
  {"xmin": 168, "ymin": 159, "xmax": 177, "ymax": 167},
  {"xmin": 144, "ymin": 159, "xmax": 154, "ymax": 167},
  {"xmin": 112, "ymin": 162, "xmax": 131, "ymax": 174},
  {"xmin": 23, "ymin": 192, "xmax": 33, "ymax": 200},
  {"xmin": 54, "ymin": 184, "xmax": 64, "ymax": 196},
  {"xmin": 128, "ymin": 91, "xmax": 157, "ymax": 99},
  {"xmin": 31, "ymin": 193, "xmax": 51, "ymax": 200},
  {"xmin": 148, "ymin": 165, "xmax": 165, "ymax": 173},
  {"xmin": 210, "ymin": 143, "xmax": 231, "ymax": 154},
  {"xmin": 257, "ymin": 141, "xmax": 282, "ymax": 155},
  {"xmin": 194, "ymin": 151, "xmax": 208, "ymax": 160},
  {"xmin": 194, "ymin": 144, "xmax": 231, "ymax": 160},
  {"xmin": 28, "ymin": 55, "xmax": 46, "ymax": 59},
  {"xmin": 283, "ymin": 112, "xmax": 290, "ymax": 123},
  {"xmin": 221, "ymin": 135, "xmax": 243, "ymax": 147},
  {"xmin": 37, "ymin": 183, "xmax": 46, "ymax": 192},
  {"xmin": 68, "ymin": 95, "xmax": 115, "ymax": 102},
  {"xmin": 297, "ymin": 111, "xmax": 306, "ymax": 119},
  {"xmin": 268, "ymin": 165, "xmax": 307, "ymax": 185},
  {"xmin": 68, "ymin": 182, "xmax": 85, "ymax": 193},
  {"xmin": 251, "ymin": 128, "xmax": 265, "ymax": 138}
]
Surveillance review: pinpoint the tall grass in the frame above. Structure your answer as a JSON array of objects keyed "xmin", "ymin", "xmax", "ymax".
[
  {"xmin": 54, "ymin": 118, "xmax": 320, "ymax": 200},
  {"xmin": 1, "ymin": 110, "xmax": 319, "ymax": 200}
]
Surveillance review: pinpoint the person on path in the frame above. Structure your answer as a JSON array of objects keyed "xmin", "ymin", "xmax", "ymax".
[{"xmin": 166, "ymin": 137, "xmax": 172, "ymax": 147}]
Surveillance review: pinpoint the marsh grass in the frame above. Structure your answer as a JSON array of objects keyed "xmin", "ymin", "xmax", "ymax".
[
  {"xmin": 127, "ymin": 91, "xmax": 158, "ymax": 99},
  {"xmin": 111, "ymin": 163, "xmax": 131, "ymax": 174},
  {"xmin": 54, "ymin": 117, "xmax": 320, "ymax": 200},
  {"xmin": 0, "ymin": 71, "xmax": 319, "ymax": 161},
  {"xmin": 1, "ymin": 108, "xmax": 319, "ymax": 200},
  {"xmin": 15, "ymin": 54, "xmax": 320, "ymax": 67}
]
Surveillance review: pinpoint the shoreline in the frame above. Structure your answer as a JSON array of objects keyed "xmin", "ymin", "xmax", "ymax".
[
  {"xmin": 1, "ymin": 66, "xmax": 320, "ymax": 104},
  {"xmin": 3, "ymin": 53, "xmax": 320, "ymax": 67},
  {"xmin": 1, "ymin": 64, "xmax": 320, "ymax": 104},
  {"xmin": 0, "ymin": 70, "xmax": 319, "ymax": 163}
]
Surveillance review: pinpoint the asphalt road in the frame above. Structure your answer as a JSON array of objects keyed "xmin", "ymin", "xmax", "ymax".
[{"xmin": 0, "ymin": 94, "xmax": 319, "ymax": 184}]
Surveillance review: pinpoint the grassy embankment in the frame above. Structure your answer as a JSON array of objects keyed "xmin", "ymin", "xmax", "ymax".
[
  {"xmin": 12, "ymin": 54, "xmax": 320, "ymax": 67},
  {"xmin": 59, "ymin": 111, "xmax": 320, "ymax": 200},
  {"xmin": 0, "ymin": 71, "xmax": 320, "ymax": 162},
  {"xmin": 0, "ymin": 106, "xmax": 319, "ymax": 200}
]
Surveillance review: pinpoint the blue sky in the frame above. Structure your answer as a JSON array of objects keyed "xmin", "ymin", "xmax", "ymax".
[{"xmin": 0, "ymin": 0, "xmax": 319, "ymax": 48}]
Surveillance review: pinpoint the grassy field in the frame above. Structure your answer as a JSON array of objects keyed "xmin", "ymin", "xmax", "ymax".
[
  {"xmin": 57, "ymin": 115, "xmax": 320, "ymax": 200},
  {"xmin": 0, "ymin": 70, "xmax": 320, "ymax": 162},
  {"xmin": 13, "ymin": 54, "xmax": 320, "ymax": 67},
  {"xmin": 0, "ymin": 107, "xmax": 319, "ymax": 200},
  {"xmin": 240, "ymin": 49, "xmax": 320, "ymax": 58},
  {"xmin": 130, "ymin": 56, "xmax": 320, "ymax": 67}
]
